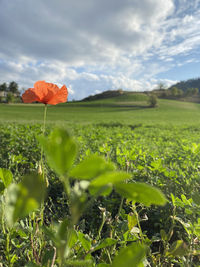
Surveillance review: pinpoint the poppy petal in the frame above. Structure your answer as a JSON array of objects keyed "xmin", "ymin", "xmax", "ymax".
[
  {"xmin": 34, "ymin": 81, "xmax": 60, "ymax": 103},
  {"xmin": 22, "ymin": 88, "xmax": 40, "ymax": 103},
  {"xmin": 34, "ymin": 81, "xmax": 59, "ymax": 93},
  {"xmin": 47, "ymin": 85, "xmax": 68, "ymax": 105},
  {"xmin": 33, "ymin": 81, "xmax": 48, "ymax": 100},
  {"xmin": 22, "ymin": 81, "xmax": 68, "ymax": 105},
  {"xmin": 46, "ymin": 82, "xmax": 59, "ymax": 93}
]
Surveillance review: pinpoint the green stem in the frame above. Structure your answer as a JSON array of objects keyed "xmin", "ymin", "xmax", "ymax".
[
  {"xmin": 1, "ymin": 197, "xmax": 6, "ymax": 235},
  {"xmin": 29, "ymin": 215, "xmax": 34, "ymax": 260},
  {"xmin": 97, "ymin": 212, "xmax": 106, "ymax": 241},
  {"xmin": 117, "ymin": 197, "xmax": 124, "ymax": 219},
  {"xmin": 132, "ymin": 205, "xmax": 144, "ymax": 243},
  {"xmin": 40, "ymin": 104, "xmax": 47, "ymax": 166},
  {"xmin": 6, "ymin": 232, "xmax": 11, "ymax": 266},
  {"xmin": 62, "ymin": 176, "xmax": 70, "ymax": 197},
  {"xmin": 39, "ymin": 104, "xmax": 48, "ymax": 257},
  {"xmin": 43, "ymin": 104, "xmax": 47, "ymax": 134},
  {"xmin": 111, "ymin": 197, "xmax": 124, "ymax": 239},
  {"xmin": 106, "ymin": 248, "xmax": 112, "ymax": 264},
  {"xmin": 40, "ymin": 104, "xmax": 48, "ymax": 186},
  {"xmin": 1, "ymin": 196, "xmax": 11, "ymax": 265}
]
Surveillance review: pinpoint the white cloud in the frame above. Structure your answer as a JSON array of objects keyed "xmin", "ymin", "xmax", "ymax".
[
  {"xmin": 0, "ymin": 0, "xmax": 174, "ymax": 64},
  {"xmin": 0, "ymin": 0, "xmax": 200, "ymax": 99}
]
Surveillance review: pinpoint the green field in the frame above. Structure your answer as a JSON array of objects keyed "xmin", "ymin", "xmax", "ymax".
[
  {"xmin": 1, "ymin": 95, "xmax": 200, "ymax": 266},
  {"xmin": 1, "ymin": 97, "xmax": 200, "ymax": 126}
]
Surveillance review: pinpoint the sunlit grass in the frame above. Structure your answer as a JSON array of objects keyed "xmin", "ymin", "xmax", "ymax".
[{"xmin": 1, "ymin": 98, "xmax": 200, "ymax": 126}]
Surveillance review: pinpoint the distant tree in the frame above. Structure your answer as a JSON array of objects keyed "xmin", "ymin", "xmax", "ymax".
[
  {"xmin": 170, "ymin": 78, "xmax": 200, "ymax": 92},
  {"xmin": 0, "ymin": 82, "xmax": 7, "ymax": 91},
  {"xmin": 6, "ymin": 93, "xmax": 15, "ymax": 103},
  {"xmin": 177, "ymin": 89, "xmax": 184, "ymax": 97},
  {"xmin": 185, "ymin": 88, "xmax": 191, "ymax": 96},
  {"xmin": 8, "ymin": 81, "xmax": 19, "ymax": 94},
  {"xmin": 161, "ymin": 90, "xmax": 170, "ymax": 98},
  {"xmin": 156, "ymin": 82, "xmax": 167, "ymax": 90},
  {"xmin": 185, "ymin": 87, "xmax": 199, "ymax": 96},
  {"xmin": 148, "ymin": 94, "xmax": 158, "ymax": 107},
  {"xmin": 170, "ymin": 87, "xmax": 179, "ymax": 97},
  {"xmin": 192, "ymin": 87, "xmax": 199, "ymax": 95}
]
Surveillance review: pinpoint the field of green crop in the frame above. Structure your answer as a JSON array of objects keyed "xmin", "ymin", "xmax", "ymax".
[{"xmin": 0, "ymin": 98, "xmax": 200, "ymax": 266}]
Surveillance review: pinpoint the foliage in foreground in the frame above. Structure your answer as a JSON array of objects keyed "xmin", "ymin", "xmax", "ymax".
[{"xmin": 0, "ymin": 123, "xmax": 200, "ymax": 266}]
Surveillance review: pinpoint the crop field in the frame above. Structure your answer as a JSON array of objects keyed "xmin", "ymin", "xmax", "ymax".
[{"xmin": 1, "ymin": 98, "xmax": 200, "ymax": 266}]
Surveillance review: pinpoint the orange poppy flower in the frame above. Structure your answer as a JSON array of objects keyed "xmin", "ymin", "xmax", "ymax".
[{"xmin": 22, "ymin": 81, "xmax": 68, "ymax": 105}]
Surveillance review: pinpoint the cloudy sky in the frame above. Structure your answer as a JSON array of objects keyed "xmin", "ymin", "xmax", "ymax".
[{"xmin": 0, "ymin": 0, "xmax": 200, "ymax": 100}]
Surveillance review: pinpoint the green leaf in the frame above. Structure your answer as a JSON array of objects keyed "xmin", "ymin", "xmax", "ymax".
[
  {"xmin": 160, "ymin": 229, "xmax": 168, "ymax": 241},
  {"xmin": 192, "ymin": 192, "xmax": 200, "ymax": 205},
  {"xmin": 128, "ymin": 213, "xmax": 137, "ymax": 231},
  {"xmin": 181, "ymin": 194, "xmax": 192, "ymax": 206},
  {"xmin": 171, "ymin": 193, "xmax": 176, "ymax": 206},
  {"xmin": 65, "ymin": 259, "xmax": 93, "ymax": 266},
  {"xmin": 70, "ymin": 155, "xmax": 115, "ymax": 180},
  {"xmin": 57, "ymin": 219, "xmax": 78, "ymax": 248},
  {"xmin": 68, "ymin": 229, "xmax": 78, "ymax": 249},
  {"xmin": 0, "ymin": 181, "xmax": 5, "ymax": 194},
  {"xmin": 25, "ymin": 263, "xmax": 41, "ymax": 267},
  {"xmin": 115, "ymin": 183, "xmax": 167, "ymax": 206},
  {"xmin": 10, "ymin": 254, "xmax": 18, "ymax": 264},
  {"xmin": 0, "ymin": 168, "xmax": 13, "ymax": 189},
  {"xmin": 5, "ymin": 173, "xmax": 46, "ymax": 225},
  {"xmin": 38, "ymin": 128, "xmax": 77, "ymax": 175},
  {"xmin": 173, "ymin": 217, "xmax": 191, "ymax": 235},
  {"xmin": 42, "ymin": 225, "xmax": 58, "ymax": 245},
  {"xmin": 166, "ymin": 240, "xmax": 188, "ymax": 257},
  {"xmin": 16, "ymin": 229, "xmax": 29, "ymax": 239},
  {"xmin": 57, "ymin": 218, "xmax": 69, "ymax": 241},
  {"xmin": 90, "ymin": 172, "xmax": 131, "ymax": 187},
  {"xmin": 111, "ymin": 242, "xmax": 146, "ymax": 267},
  {"xmin": 4, "ymin": 184, "xmax": 19, "ymax": 226},
  {"xmin": 78, "ymin": 232, "xmax": 91, "ymax": 251},
  {"xmin": 42, "ymin": 249, "xmax": 55, "ymax": 266},
  {"xmin": 89, "ymin": 184, "xmax": 112, "ymax": 196},
  {"xmin": 92, "ymin": 238, "xmax": 118, "ymax": 252}
]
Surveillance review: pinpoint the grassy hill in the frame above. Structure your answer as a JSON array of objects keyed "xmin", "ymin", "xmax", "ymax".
[
  {"xmin": 82, "ymin": 90, "xmax": 148, "ymax": 102},
  {"xmin": 1, "ymin": 92, "xmax": 200, "ymax": 126},
  {"xmin": 79, "ymin": 91, "xmax": 149, "ymax": 107},
  {"xmin": 82, "ymin": 87, "xmax": 200, "ymax": 104}
]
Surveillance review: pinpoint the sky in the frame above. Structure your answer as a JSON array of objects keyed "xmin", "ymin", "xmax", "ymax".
[{"xmin": 0, "ymin": 0, "xmax": 200, "ymax": 100}]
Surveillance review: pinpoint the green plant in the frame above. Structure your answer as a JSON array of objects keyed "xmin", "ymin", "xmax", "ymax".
[
  {"xmin": 1, "ymin": 121, "xmax": 200, "ymax": 265},
  {"xmin": 0, "ymin": 128, "xmax": 167, "ymax": 266},
  {"xmin": 148, "ymin": 94, "xmax": 158, "ymax": 107}
]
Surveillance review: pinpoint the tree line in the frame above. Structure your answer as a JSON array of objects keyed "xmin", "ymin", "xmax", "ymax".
[
  {"xmin": 165, "ymin": 86, "xmax": 199, "ymax": 97},
  {"xmin": 170, "ymin": 77, "xmax": 200, "ymax": 91},
  {"xmin": 148, "ymin": 82, "xmax": 200, "ymax": 108},
  {"xmin": 154, "ymin": 82, "xmax": 199, "ymax": 98},
  {"xmin": 0, "ymin": 81, "xmax": 20, "ymax": 94},
  {"xmin": 0, "ymin": 81, "xmax": 21, "ymax": 103}
]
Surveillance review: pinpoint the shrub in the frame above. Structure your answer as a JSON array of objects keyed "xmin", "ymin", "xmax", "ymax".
[{"xmin": 148, "ymin": 93, "xmax": 158, "ymax": 107}]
